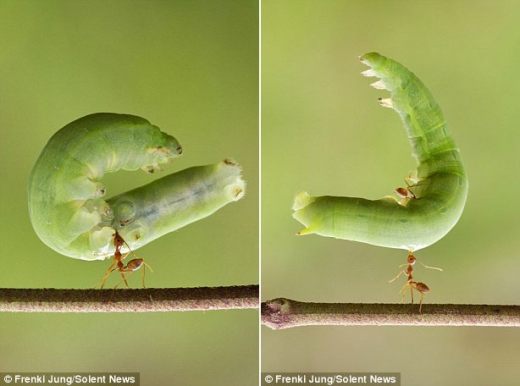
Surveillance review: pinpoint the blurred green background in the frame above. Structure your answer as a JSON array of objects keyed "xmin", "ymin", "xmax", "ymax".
[
  {"xmin": 262, "ymin": 1, "xmax": 519, "ymax": 385},
  {"xmin": 0, "ymin": 1, "xmax": 258, "ymax": 385}
]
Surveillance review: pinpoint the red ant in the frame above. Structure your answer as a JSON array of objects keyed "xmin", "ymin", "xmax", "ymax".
[
  {"xmin": 98, "ymin": 231, "xmax": 153, "ymax": 289},
  {"xmin": 393, "ymin": 174, "xmax": 428, "ymax": 206},
  {"xmin": 389, "ymin": 251, "xmax": 442, "ymax": 313}
]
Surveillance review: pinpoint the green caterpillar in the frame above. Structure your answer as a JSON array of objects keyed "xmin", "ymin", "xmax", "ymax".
[
  {"xmin": 293, "ymin": 52, "xmax": 468, "ymax": 252},
  {"xmin": 28, "ymin": 113, "xmax": 245, "ymax": 261}
]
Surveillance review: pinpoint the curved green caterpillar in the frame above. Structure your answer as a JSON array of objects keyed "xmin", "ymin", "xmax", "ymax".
[
  {"xmin": 28, "ymin": 113, "xmax": 245, "ymax": 260},
  {"xmin": 293, "ymin": 52, "xmax": 468, "ymax": 252}
]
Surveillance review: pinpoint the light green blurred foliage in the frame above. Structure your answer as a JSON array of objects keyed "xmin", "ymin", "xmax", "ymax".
[
  {"xmin": 0, "ymin": 1, "xmax": 258, "ymax": 385},
  {"xmin": 262, "ymin": 1, "xmax": 520, "ymax": 385}
]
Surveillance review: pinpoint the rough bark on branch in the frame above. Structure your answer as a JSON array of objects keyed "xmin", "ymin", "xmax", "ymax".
[
  {"xmin": 262, "ymin": 298, "xmax": 520, "ymax": 329},
  {"xmin": 0, "ymin": 285, "xmax": 259, "ymax": 313}
]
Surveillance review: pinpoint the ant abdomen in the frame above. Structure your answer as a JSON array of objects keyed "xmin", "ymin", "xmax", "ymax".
[{"xmin": 415, "ymin": 282, "xmax": 430, "ymax": 294}]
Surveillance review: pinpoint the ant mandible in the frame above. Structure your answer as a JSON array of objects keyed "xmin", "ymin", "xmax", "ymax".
[
  {"xmin": 389, "ymin": 251, "xmax": 442, "ymax": 313},
  {"xmin": 98, "ymin": 231, "xmax": 153, "ymax": 289}
]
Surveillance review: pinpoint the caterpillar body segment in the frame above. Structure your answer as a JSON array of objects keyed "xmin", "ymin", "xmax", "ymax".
[{"xmin": 293, "ymin": 53, "xmax": 468, "ymax": 252}]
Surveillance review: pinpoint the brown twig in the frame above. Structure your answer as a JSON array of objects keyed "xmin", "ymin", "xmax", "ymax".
[
  {"xmin": 262, "ymin": 298, "xmax": 520, "ymax": 329},
  {"xmin": 0, "ymin": 285, "xmax": 259, "ymax": 313}
]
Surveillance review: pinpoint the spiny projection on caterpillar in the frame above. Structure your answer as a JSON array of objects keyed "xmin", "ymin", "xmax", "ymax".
[
  {"xmin": 28, "ymin": 113, "xmax": 245, "ymax": 287},
  {"xmin": 292, "ymin": 52, "xmax": 468, "ymax": 312}
]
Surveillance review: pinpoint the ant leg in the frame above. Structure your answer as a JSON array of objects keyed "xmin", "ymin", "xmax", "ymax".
[
  {"xmin": 131, "ymin": 259, "xmax": 153, "ymax": 288},
  {"xmin": 397, "ymin": 282, "xmax": 409, "ymax": 303},
  {"xmin": 389, "ymin": 263, "xmax": 409, "ymax": 283},
  {"xmin": 113, "ymin": 259, "xmax": 153, "ymax": 288},
  {"xmin": 413, "ymin": 282, "xmax": 430, "ymax": 313},
  {"xmin": 389, "ymin": 269, "xmax": 404, "ymax": 283},
  {"xmin": 143, "ymin": 261, "xmax": 153, "ymax": 288},
  {"xmin": 98, "ymin": 260, "xmax": 117, "ymax": 289},
  {"xmin": 123, "ymin": 259, "xmax": 147, "ymax": 289},
  {"xmin": 118, "ymin": 271, "xmax": 130, "ymax": 288},
  {"xmin": 404, "ymin": 173, "xmax": 423, "ymax": 190},
  {"xmin": 101, "ymin": 249, "xmax": 132, "ymax": 288},
  {"xmin": 142, "ymin": 261, "xmax": 147, "ymax": 288}
]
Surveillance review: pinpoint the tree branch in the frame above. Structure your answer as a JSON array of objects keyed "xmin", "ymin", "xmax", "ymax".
[
  {"xmin": 0, "ymin": 285, "xmax": 258, "ymax": 313},
  {"xmin": 262, "ymin": 298, "xmax": 520, "ymax": 329}
]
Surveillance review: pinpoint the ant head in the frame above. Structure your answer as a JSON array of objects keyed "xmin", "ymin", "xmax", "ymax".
[
  {"xmin": 113, "ymin": 232, "xmax": 125, "ymax": 247},
  {"xmin": 407, "ymin": 252, "xmax": 416, "ymax": 265}
]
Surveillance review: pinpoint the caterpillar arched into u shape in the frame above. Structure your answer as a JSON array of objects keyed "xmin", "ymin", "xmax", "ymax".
[
  {"xmin": 293, "ymin": 52, "xmax": 468, "ymax": 252},
  {"xmin": 28, "ymin": 113, "xmax": 245, "ymax": 261}
]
